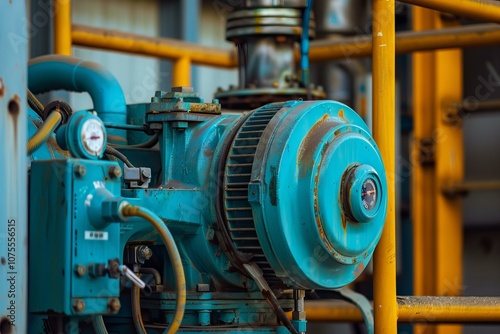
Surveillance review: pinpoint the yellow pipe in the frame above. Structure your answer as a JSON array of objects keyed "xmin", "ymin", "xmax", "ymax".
[
  {"xmin": 173, "ymin": 57, "xmax": 192, "ymax": 87},
  {"xmin": 300, "ymin": 297, "xmax": 500, "ymax": 323},
  {"xmin": 398, "ymin": 0, "xmax": 500, "ymax": 24},
  {"xmin": 412, "ymin": 7, "xmax": 438, "ymax": 334},
  {"xmin": 411, "ymin": 4, "xmax": 437, "ymax": 299},
  {"xmin": 27, "ymin": 111, "xmax": 62, "ymax": 155},
  {"xmin": 398, "ymin": 297, "xmax": 500, "ymax": 324},
  {"xmin": 308, "ymin": 24, "xmax": 500, "ymax": 61},
  {"xmin": 372, "ymin": 0, "xmax": 397, "ymax": 333},
  {"xmin": 72, "ymin": 25, "xmax": 238, "ymax": 68},
  {"xmin": 54, "ymin": 0, "xmax": 72, "ymax": 55},
  {"xmin": 433, "ymin": 13, "xmax": 464, "ymax": 334}
]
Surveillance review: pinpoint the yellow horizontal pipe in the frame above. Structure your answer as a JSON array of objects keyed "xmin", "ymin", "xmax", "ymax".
[
  {"xmin": 309, "ymin": 24, "xmax": 500, "ymax": 61},
  {"xmin": 72, "ymin": 24, "xmax": 500, "ymax": 66},
  {"xmin": 301, "ymin": 297, "xmax": 500, "ymax": 323},
  {"xmin": 398, "ymin": 296, "xmax": 500, "ymax": 323},
  {"xmin": 398, "ymin": 0, "xmax": 500, "ymax": 24},
  {"xmin": 72, "ymin": 24, "xmax": 238, "ymax": 68}
]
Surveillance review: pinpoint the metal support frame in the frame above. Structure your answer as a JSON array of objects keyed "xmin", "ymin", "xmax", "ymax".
[{"xmin": 48, "ymin": 0, "xmax": 500, "ymax": 332}]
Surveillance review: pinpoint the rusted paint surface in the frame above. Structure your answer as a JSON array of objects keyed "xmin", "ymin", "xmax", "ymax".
[
  {"xmin": 353, "ymin": 262, "xmax": 365, "ymax": 277},
  {"xmin": 189, "ymin": 102, "xmax": 221, "ymax": 115},
  {"xmin": 297, "ymin": 113, "xmax": 329, "ymax": 178}
]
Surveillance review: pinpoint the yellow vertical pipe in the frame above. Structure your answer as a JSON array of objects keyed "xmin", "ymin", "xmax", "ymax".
[
  {"xmin": 412, "ymin": 7, "xmax": 438, "ymax": 334},
  {"xmin": 372, "ymin": 0, "xmax": 397, "ymax": 333},
  {"xmin": 54, "ymin": 0, "xmax": 72, "ymax": 55},
  {"xmin": 433, "ymin": 13, "xmax": 464, "ymax": 334},
  {"xmin": 173, "ymin": 57, "xmax": 192, "ymax": 87},
  {"xmin": 411, "ymin": 8, "xmax": 437, "ymax": 332}
]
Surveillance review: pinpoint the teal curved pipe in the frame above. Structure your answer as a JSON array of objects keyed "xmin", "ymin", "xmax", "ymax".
[{"xmin": 28, "ymin": 55, "xmax": 127, "ymax": 144}]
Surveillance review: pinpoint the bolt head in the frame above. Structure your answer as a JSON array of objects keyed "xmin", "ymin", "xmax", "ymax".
[
  {"xmin": 137, "ymin": 245, "xmax": 153, "ymax": 264},
  {"xmin": 108, "ymin": 298, "xmax": 121, "ymax": 312},
  {"xmin": 74, "ymin": 264, "xmax": 86, "ymax": 277},
  {"xmin": 109, "ymin": 166, "xmax": 122, "ymax": 179},
  {"xmin": 73, "ymin": 299, "xmax": 85, "ymax": 312},
  {"xmin": 74, "ymin": 165, "xmax": 86, "ymax": 177}
]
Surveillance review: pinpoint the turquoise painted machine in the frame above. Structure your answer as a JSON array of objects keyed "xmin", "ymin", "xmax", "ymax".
[{"xmin": 23, "ymin": 55, "xmax": 387, "ymax": 334}]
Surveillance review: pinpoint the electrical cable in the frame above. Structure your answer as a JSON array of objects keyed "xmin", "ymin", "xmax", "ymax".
[
  {"xmin": 131, "ymin": 279, "xmax": 148, "ymax": 334},
  {"xmin": 27, "ymin": 89, "xmax": 44, "ymax": 118},
  {"xmin": 121, "ymin": 205, "xmax": 186, "ymax": 334},
  {"xmin": 110, "ymin": 133, "xmax": 160, "ymax": 149},
  {"xmin": 104, "ymin": 146, "xmax": 135, "ymax": 168},
  {"xmin": 91, "ymin": 316, "xmax": 109, "ymax": 334},
  {"xmin": 27, "ymin": 111, "xmax": 62, "ymax": 155}
]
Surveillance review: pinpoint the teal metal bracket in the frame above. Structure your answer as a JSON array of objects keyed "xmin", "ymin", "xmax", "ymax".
[{"xmin": 335, "ymin": 287, "xmax": 374, "ymax": 334}]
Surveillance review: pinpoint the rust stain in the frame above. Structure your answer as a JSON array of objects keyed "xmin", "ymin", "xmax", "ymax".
[
  {"xmin": 0, "ymin": 257, "xmax": 5, "ymax": 265},
  {"xmin": 341, "ymin": 213, "xmax": 347, "ymax": 233},
  {"xmin": 8, "ymin": 95, "xmax": 20, "ymax": 154},
  {"xmin": 353, "ymin": 262, "xmax": 365, "ymax": 277},
  {"xmin": 297, "ymin": 113, "xmax": 330, "ymax": 178},
  {"xmin": 0, "ymin": 78, "xmax": 4, "ymax": 97},
  {"xmin": 338, "ymin": 108, "xmax": 346, "ymax": 122}
]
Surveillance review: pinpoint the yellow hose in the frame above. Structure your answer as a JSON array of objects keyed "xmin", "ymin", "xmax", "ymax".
[
  {"xmin": 27, "ymin": 111, "xmax": 62, "ymax": 155},
  {"xmin": 131, "ymin": 279, "xmax": 148, "ymax": 334},
  {"xmin": 122, "ymin": 205, "xmax": 186, "ymax": 334}
]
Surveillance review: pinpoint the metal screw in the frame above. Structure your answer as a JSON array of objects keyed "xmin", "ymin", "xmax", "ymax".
[
  {"xmin": 109, "ymin": 166, "xmax": 122, "ymax": 179},
  {"xmin": 74, "ymin": 165, "xmax": 86, "ymax": 177},
  {"xmin": 73, "ymin": 299, "xmax": 85, "ymax": 312},
  {"xmin": 171, "ymin": 86, "xmax": 194, "ymax": 93},
  {"xmin": 108, "ymin": 298, "xmax": 121, "ymax": 312},
  {"xmin": 74, "ymin": 264, "xmax": 86, "ymax": 277},
  {"xmin": 137, "ymin": 245, "xmax": 153, "ymax": 264}
]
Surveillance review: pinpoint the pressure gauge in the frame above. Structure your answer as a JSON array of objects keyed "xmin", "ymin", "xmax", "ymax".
[
  {"xmin": 81, "ymin": 118, "xmax": 105, "ymax": 157},
  {"xmin": 361, "ymin": 179, "xmax": 377, "ymax": 211},
  {"xmin": 56, "ymin": 110, "xmax": 108, "ymax": 160}
]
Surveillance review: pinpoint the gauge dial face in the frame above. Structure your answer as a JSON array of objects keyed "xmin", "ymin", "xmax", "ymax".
[
  {"xmin": 361, "ymin": 178, "xmax": 377, "ymax": 211},
  {"xmin": 81, "ymin": 118, "xmax": 105, "ymax": 156}
]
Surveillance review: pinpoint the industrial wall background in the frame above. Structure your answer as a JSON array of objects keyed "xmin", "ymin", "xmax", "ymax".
[{"xmin": 1, "ymin": 0, "xmax": 500, "ymax": 333}]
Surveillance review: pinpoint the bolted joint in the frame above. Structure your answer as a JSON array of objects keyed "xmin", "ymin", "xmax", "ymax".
[
  {"xmin": 136, "ymin": 245, "xmax": 153, "ymax": 264},
  {"xmin": 108, "ymin": 298, "xmax": 121, "ymax": 313},
  {"xmin": 74, "ymin": 264, "xmax": 86, "ymax": 277},
  {"xmin": 108, "ymin": 165, "xmax": 122, "ymax": 179},
  {"xmin": 73, "ymin": 299, "xmax": 85, "ymax": 313},
  {"xmin": 74, "ymin": 164, "xmax": 86, "ymax": 177},
  {"xmin": 101, "ymin": 198, "xmax": 130, "ymax": 223}
]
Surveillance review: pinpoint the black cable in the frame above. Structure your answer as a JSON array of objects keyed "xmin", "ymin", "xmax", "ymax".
[
  {"xmin": 105, "ymin": 145, "xmax": 135, "ymax": 168},
  {"xmin": 110, "ymin": 133, "xmax": 160, "ymax": 149}
]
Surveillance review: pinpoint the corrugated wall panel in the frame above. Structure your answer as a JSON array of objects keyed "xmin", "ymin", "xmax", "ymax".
[
  {"xmin": 197, "ymin": 0, "xmax": 237, "ymax": 103},
  {"xmin": 71, "ymin": 0, "xmax": 161, "ymax": 110}
]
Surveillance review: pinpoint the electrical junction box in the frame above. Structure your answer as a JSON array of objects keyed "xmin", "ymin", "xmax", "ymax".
[{"xmin": 29, "ymin": 159, "xmax": 121, "ymax": 315}]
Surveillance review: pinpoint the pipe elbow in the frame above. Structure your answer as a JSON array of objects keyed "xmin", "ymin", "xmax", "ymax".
[{"xmin": 28, "ymin": 55, "xmax": 127, "ymax": 144}]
